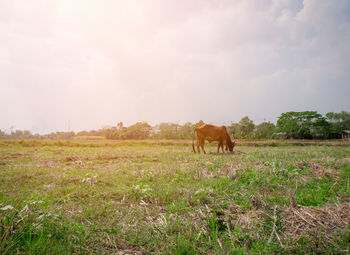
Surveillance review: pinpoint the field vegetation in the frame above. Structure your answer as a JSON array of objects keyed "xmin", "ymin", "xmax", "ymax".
[
  {"xmin": 2, "ymin": 110, "xmax": 350, "ymax": 141},
  {"xmin": 1, "ymin": 139, "xmax": 350, "ymax": 254}
]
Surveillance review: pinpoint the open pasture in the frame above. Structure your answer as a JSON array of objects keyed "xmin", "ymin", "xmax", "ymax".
[{"xmin": 1, "ymin": 140, "xmax": 350, "ymax": 254}]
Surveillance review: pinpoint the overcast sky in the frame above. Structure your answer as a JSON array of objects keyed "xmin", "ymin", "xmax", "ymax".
[{"xmin": 1, "ymin": 0, "xmax": 350, "ymax": 134}]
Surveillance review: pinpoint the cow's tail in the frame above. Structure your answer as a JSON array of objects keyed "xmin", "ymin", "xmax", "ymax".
[{"xmin": 192, "ymin": 129, "xmax": 197, "ymax": 153}]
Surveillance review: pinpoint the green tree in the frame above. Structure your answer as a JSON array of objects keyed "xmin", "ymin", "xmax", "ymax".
[
  {"xmin": 178, "ymin": 122, "xmax": 193, "ymax": 139},
  {"xmin": 124, "ymin": 122, "xmax": 152, "ymax": 139},
  {"xmin": 77, "ymin": 130, "xmax": 89, "ymax": 136},
  {"xmin": 102, "ymin": 122, "xmax": 127, "ymax": 139},
  {"xmin": 9, "ymin": 130, "xmax": 35, "ymax": 139},
  {"xmin": 0, "ymin": 129, "xmax": 7, "ymax": 139},
  {"xmin": 277, "ymin": 111, "xmax": 329, "ymax": 139},
  {"xmin": 153, "ymin": 122, "xmax": 194, "ymax": 139},
  {"xmin": 156, "ymin": 123, "xmax": 180, "ymax": 139},
  {"xmin": 102, "ymin": 127, "xmax": 118, "ymax": 139},
  {"xmin": 47, "ymin": 131, "xmax": 75, "ymax": 140},
  {"xmin": 326, "ymin": 111, "xmax": 350, "ymax": 138},
  {"xmin": 193, "ymin": 120, "xmax": 205, "ymax": 127},
  {"xmin": 117, "ymin": 122, "xmax": 124, "ymax": 131},
  {"xmin": 255, "ymin": 122, "xmax": 276, "ymax": 139},
  {"xmin": 228, "ymin": 122, "xmax": 239, "ymax": 138},
  {"xmin": 238, "ymin": 116, "xmax": 255, "ymax": 137}
]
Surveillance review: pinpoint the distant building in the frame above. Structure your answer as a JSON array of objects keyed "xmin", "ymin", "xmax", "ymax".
[{"xmin": 342, "ymin": 130, "xmax": 350, "ymax": 141}]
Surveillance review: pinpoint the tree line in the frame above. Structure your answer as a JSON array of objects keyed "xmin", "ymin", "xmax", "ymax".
[{"xmin": 1, "ymin": 111, "xmax": 350, "ymax": 140}]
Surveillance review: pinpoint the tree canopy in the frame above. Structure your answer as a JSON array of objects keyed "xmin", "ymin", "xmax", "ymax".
[
  {"xmin": 326, "ymin": 111, "xmax": 350, "ymax": 138},
  {"xmin": 255, "ymin": 122, "xmax": 276, "ymax": 139},
  {"xmin": 276, "ymin": 111, "xmax": 329, "ymax": 139},
  {"xmin": 1, "ymin": 110, "xmax": 349, "ymax": 140}
]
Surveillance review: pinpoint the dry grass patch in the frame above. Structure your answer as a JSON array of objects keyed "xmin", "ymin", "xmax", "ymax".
[
  {"xmin": 0, "ymin": 153, "xmax": 30, "ymax": 161},
  {"xmin": 95, "ymin": 233, "xmax": 146, "ymax": 255},
  {"xmin": 341, "ymin": 157, "xmax": 350, "ymax": 164},
  {"xmin": 62, "ymin": 202, "xmax": 84, "ymax": 218},
  {"xmin": 309, "ymin": 162, "xmax": 339, "ymax": 179},
  {"xmin": 282, "ymin": 203, "xmax": 350, "ymax": 239},
  {"xmin": 200, "ymin": 162, "xmax": 250, "ymax": 180},
  {"xmin": 95, "ymin": 154, "xmax": 151, "ymax": 161},
  {"xmin": 65, "ymin": 156, "xmax": 87, "ymax": 165},
  {"xmin": 8, "ymin": 153, "xmax": 29, "ymax": 158},
  {"xmin": 43, "ymin": 183, "xmax": 57, "ymax": 189},
  {"xmin": 297, "ymin": 160, "xmax": 340, "ymax": 183},
  {"xmin": 38, "ymin": 159, "xmax": 60, "ymax": 168},
  {"xmin": 218, "ymin": 162, "xmax": 247, "ymax": 177}
]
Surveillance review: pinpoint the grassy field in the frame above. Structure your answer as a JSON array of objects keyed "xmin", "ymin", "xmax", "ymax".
[{"xmin": 1, "ymin": 140, "xmax": 350, "ymax": 254}]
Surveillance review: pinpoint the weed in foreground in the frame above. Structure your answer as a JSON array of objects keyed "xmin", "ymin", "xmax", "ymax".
[{"xmin": 0, "ymin": 201, "xmax": 87, "ymax": 255}]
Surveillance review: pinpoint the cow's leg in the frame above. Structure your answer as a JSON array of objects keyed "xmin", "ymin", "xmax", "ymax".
[
  {"xmin": 220, "ymin": 141, "xmax": 225, "ymax": 153},
  {"xmin": 217, "ymin": 141, "xmax": 221, "ymax": 154},
  {"xmin": 200, "ymin": 139, "xmax": 206, "ymax": 154},
  {"xmin": 197, "ymin": 138, "xmax": 201, "ymax": 153}
]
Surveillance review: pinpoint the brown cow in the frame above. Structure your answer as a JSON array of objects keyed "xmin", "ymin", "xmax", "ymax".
[{"xmin": 192, "ymin": 124, "xmax": 235, "ymax": 154}]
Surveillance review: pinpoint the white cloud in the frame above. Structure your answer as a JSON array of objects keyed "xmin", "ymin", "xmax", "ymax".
[{"xmin": 0, "ymin": 0, "xmax": 349, "ymax": 133}]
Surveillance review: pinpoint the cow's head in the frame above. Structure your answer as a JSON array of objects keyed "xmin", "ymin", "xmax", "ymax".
[{"xmin": 226, "ymin": 140, "xmax": 236, "ymax": 152}]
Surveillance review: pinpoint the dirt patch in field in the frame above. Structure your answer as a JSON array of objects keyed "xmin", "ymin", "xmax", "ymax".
[
  {"xmin": 96, "ymin": 154, "xmax": 145, "ymax": 161},
  {"xmin": 65, "ymin": 156, "xmax": 82, "ymax": 161},
  {"xmin": 10, "ymin": 153, "xmax": 28, "ymax": 158},
  {"xmin": 1, "ymin": 153, "xmax": 30, "ymax": 159},
  {"xmin": 282, "ymin": 203, "xmax": 350, "ymax": 239},
  {"xmin": 65, "ymin": 155, "xmax": 87, "ymax": 162}
]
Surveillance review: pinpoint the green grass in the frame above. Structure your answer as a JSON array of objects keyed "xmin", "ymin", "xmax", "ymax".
[
  {"xmin": 74, "ymin": 136, "xmax": 107, "ymax": 141},
  {"xmin": 1, "ymin": 140, "xmax": 350, "ymax": 254}
]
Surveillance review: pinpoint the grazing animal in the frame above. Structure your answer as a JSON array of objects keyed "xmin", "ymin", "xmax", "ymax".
[{"xmin": 192, "ymin": 124, "xmax": 235, "ymax": 154}]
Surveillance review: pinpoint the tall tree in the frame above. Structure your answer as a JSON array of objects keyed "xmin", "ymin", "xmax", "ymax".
[
  {"xmin": 228, "ymin": 122, "xmax": 239, "ymax": 138},
  {"xmin": 238, "ymin": 116, "xmax": 255, "ymax": 137},
  {"xmin": 102, "ymin": 127, "xmax": 119, "ymax": 139},
  {"xmin": 194, "ymin": 120, "xmax": 205, "ymax": 127},
  {"xmin": 124, "ymin": 122, "xmax": 152, "ymax": 139},
  {"xmin": 255, "ymin": 122, "xmax": 276, "ymax": 139},
  {"xmin": 156, "ymin": 123, "xmax": 180, "ymax": 139},
  {"xmin": 277, "ymin": 111, "xmax": 329, "ymax": 139},
  {"xmin": 0, "ymin": 130, "xmax": 7, "ymax": 139},
  {"xmin": 178, "ymin": 122, "xmax": 193, "ymax": 139},
  {"xmin": 326, "ymin": 111, "xmax": 350, "ymax": 138}
]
